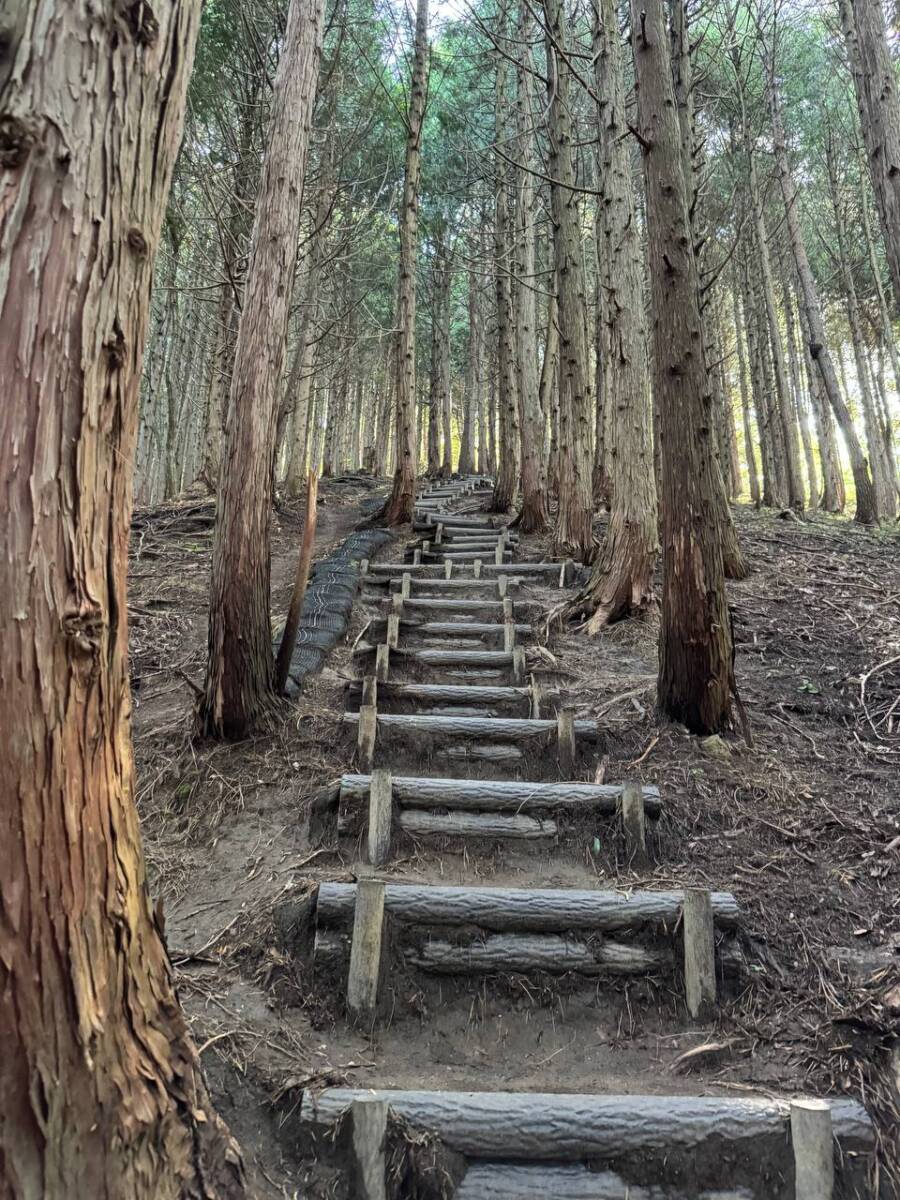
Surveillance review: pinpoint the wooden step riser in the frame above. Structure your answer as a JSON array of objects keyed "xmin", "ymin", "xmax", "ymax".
[{"xmin": 343, "ymin": 712, "xmax": 597, "ymax": 744}]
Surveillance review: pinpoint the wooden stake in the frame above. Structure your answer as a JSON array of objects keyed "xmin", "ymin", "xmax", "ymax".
[
  {"xmin": 275, "ymin": 470, "xmax": 319, "ymax": 693},
  {"xmin": 683, "ymin": 888, "xmax": 716, "ymax": 1018},
  {"xmin": 557, "ymin": 708, "xmax": 576, "ymax": 775},
  {"xmin": 375, "ymin": 644, "xmax": 390, "ymax": 682},
  {"xmin": 386, "ymin": 613, "xmax": 400, "ymax": 649},
  {"xmin": 401, "ymin": 572, "xmax": 412, "ymax": 599},
  {"xmin": 349, "ymin": 1098, "xmax": 388, "ymax": 1200},
  {"xmin": 347, "ymin": 879, "xmax": 387, "ymax": 1020},
  {"xmin": 360, "ymin": 557, "xmax": 369, "ymax": 576},
  {"xmin": 413, "ymin": 549, "xmax": 422, "ymax": 565},
  {"xmin": 620, "ymin": 782, "xmax": 648, "ymax": 867},
  {"xmin": 530, "ymin": 677, "xmax": 543, "ymax": 719},
  {"xmin": 361, "ymin": 676, "xmax": 377, "ymax": 707},
  {"xmin": 497, "ymin": 574, "xmax": 508, "ymax": 598},
  {"xmin": 391, "ymin": 592, "xmax": 404, "ymax": 616},
  {"xmin": 435, "ymin": 524, "xmax": 443, "ymax": 545},
  {"xmin": 473, "ymin": 559, "xmax": 482, "ymax": 579},
  {"xmin": 357, "ymin": 704, "xmax": 377, "ymax": 770},
  {"xmin": 444, "ymin": 560, "xmax": 453, "ymax": 579},
  {"xmin": 494, "ymin": 543, "xmax": 504, "ymax": 565},
  {"xmin": 502, "ymin": 598, "xmax": 514, "ymax": 621},
  {"xmin": 367, "ymin": 769, "xmax": 393, "ymax": 866},
  {"xmin": 790, "ymin": 1100, "xmax": 834, "ymax": 1200},
  {"xmin": 503, "ymin": 619, "xmax": 516, "ymax": 652},
  {"xmin": 512, "ymin": 646, "xmax": 526, "ymax": 685}
]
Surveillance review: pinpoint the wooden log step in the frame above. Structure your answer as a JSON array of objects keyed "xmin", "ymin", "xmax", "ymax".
[
  {"xmin": 299, "ymin": 1090, "xmax": 873, "ymax": 1165},
  {"xmin": 341, "ymin": 713, "xmax": 598, "ymax": 743},
  {"xmin": 417, "ymin": 516, "xmax": 504, "ymax": 530},
  {"xmin": 338, "ymin": 775, "xmax": 661, "ymax": 817},
  {"xmin": 345, "ymin": 683, "xmax": 547, "ymax": 707},
  {"xmin": 420, "ymin": 550, "xmax": 515, "ymax": 562},
  {"xmin": 455, "ymin": 1164, "xmax": 754, "ymax": 1200},
  {"xmin": 365, "ymin": 561, "xmax": 569, "ymax": 578},
  {"xmin": 406, "ymin": 932, "xmax": 670, "ymax": 976},
  {"xmin": 409, "ymin": 621, "xmax": 532, "ymax": 637},
  {"xmin": 375, "ymin": 597, "xmax": 531, "ymax": 616},
  {"xmin": 399, "ymin": 809, "xmax": 551, "ymax": 838},
  {"xmin": 315, "ymin": 883, "xmax": 740, "ymax": 932},
  {"xmin": 406, "ymin": 648, "xmax": 515, "ymax": 667},
  {"xmin": 437, "ymin": 743, "xmax": 524, "ymax": 763}
]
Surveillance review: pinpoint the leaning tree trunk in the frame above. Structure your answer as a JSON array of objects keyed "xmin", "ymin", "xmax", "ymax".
[
  {"xmin": 0, "ymin": 3, "xmax": 248, "ymax": 1197},
  {"xmin": 631, "ymin": 0, "xmax": 733, "ymax": 733},
  {"xmin": 201, "ymin": 0, "xmax": 326, "ymax": 738},
  {"xmin": 512, "ymin": 0, "xmax": 550, "ymax": 531},
  {"xmin": 840, "ymin": 0, "xmax": 900, "ymax": 315},
  {"xmin": 768, "ymin": 77, "xmax": 878, "ymax": 524},
  {"xmin": 543, "ymin": 0, "xmax": 595, "ymax": 561},
  {"xmin": 571, "ymin": 0, "xmax": 658, "ymax": 628},
  {"xmin": 385, "ymin": 0, "xmax": 429, "ymax": 523}
]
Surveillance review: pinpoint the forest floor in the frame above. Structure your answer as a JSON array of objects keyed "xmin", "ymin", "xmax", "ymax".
[{"xmin": 129, "ymin": 490, "xmax": 900, "ymax": 1198}]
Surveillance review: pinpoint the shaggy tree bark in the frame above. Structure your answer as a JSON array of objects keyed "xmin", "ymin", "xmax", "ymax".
[
  {"xmin": 491, "ymin": 9, "xmax": 521, "ymax": 513},
  {"xmin": 631, "ymin": 0, "xmax": 734, "ymax": 733},
  {"xmin": 572, "ymin": 0, "xmax": 658, "ymax": 628},
  {"xmin": 840, "ymin": 0, "xmax": 900, "ymax": 313},
  {"xmin": 201, "ymin": 0, "xmax": 326, "ymax": 737},
  {"xmin": 768, "ymin": 79, "xmax": 878, "ymax": 524},
  {"xmin": 544, "ymin": 0, "xmax": 595, "ymax": 560},
  {"xmin": 513, "ymin": 1, "xmax": 550, "ymax": 531},
  {"xmin": 385, "ymin": 0, "xmax": 429, "ymax": 522},
  {"xmin": 0, "ymin": 3, "xmax": 247, "ymax": 1197}
]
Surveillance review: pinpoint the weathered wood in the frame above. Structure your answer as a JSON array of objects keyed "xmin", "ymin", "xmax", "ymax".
[
  {"xmin": 409, "ymin": 649, "xmax": 514, "ymax": 667},
  {"xmin": 347, "ymin": 682, "xmax": 541, "ymax": 707},
  {"xmin": 386, "ymin": 613, "xmax": 400, "ymax": 649},
  {"xmin": 375, "ymin": 644, "xmax": 390, "ymax": 682},
  {"xmin": 299, "ymin": 1090, "xmax": 874, "ymax": 1163},
  {"xmin": 444, "ymin": 560, "xmax": 453, "ymax": 579},
  {"xmin": 620, "ymin": 782, "xmax": 648, "ymax": 867},
  {"xmin": 409, "ymin": 621, "xmax": 532, "ymax": 637},
  {"xmin": 683, "ymin": 888, "xmax": 717, "ymax": 1019},
  {"xmin": 349, "ymin": 1098, "xmax": 388, "ymax": 1200},
  {"xmin": 367, "ymin": 769, "xmax": 393, "ymax": 866},
  {"xmin": 455, "ymin": 1164, "xmax": 754, "ymax": 1200},
  {"xmin": 406, "ymin": 933, "xmax": 670, "ymax": 976},
  {"xmin": 391, "ymin": 593, "xmax": 404, "ymax": 616},
  {"xmin": 338, "ymin": 776, "xmax": 662, "ymax": 817},
  {"xmin": 791, "ymin": 1100, "xmax": 834, "ymax": 1200},
  {"xmin": 401, "ymin": 572, "xmax": 412, "ymax": 599},
  {"xmin": 360, "ymin": 558, "xmax": 370, "ymax": 575},
  {"xmin": 341, "ymin": 713, "xmax": 597, "ymax": 743},
  {"xmin": 399, "ymin": 809, "xmax": 554, "ymax": 839},
  {"xmin": 413, "ymin": 549, "xmax": 421, "ymax": 565},
  {"xmin": 557, "ymin": 709, "xmax": 576, "ymax": 774},
  {"xmin": 316, "ymin": 882, "xmax": 740, "ymax": 932},
  {"xmin": 438, "ymin": 743, "xmax": 523, "ymax": 762},
  {"xmin": 346, "ymin": 879, "xmax": 387, "ymax": 1020},
  {"xmin": 473, "ymin": 559, "xmax": 483, "ymax": 578},
  {"xmin": 512, "ymin": 647, "xmax": 526, "ymax": 684},
  {"xmin": 497, "ymin": 575, "xmax": 509, "ymax": 598},
  {"xmin": 361, "ymin": 676, "xmax": 377, "ymax": 707},
  {"xmin": 357, "ymin": 704, "xmax": 377, "ymax": 769}
]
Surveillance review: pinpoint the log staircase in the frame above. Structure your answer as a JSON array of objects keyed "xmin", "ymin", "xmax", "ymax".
[{"xmin": 299, "ymin": 475, "xmax": 875, "ymax": 1198}]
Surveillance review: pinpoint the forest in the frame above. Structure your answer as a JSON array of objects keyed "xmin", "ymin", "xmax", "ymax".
[{"xmin": 1, "ymin": 0, "xmax": 899, "ymax": 1196}]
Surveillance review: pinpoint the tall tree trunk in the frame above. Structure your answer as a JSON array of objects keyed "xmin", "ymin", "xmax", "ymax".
[
  {"xmin": 840, "ymin": 0, "xmax": 900, "ymax": 314},
  {"xmin": 459, "ymin": 266, "xmax": 479, "ymax": 475},
  {"xmin": 491, "ymin": 7, "xmax": 521, "ymax": 513},
  {"xmin": 384, "ymin": 0, "xmax": 429, "ymax": 523},
  {"xmin": 739, "ymin": 236, "xmax": 778, "ymax": 506},
  {"xmin": 0, "ymin": 3, "xmax": 247, "ymax": 1195},
  {"xmin": 801, "ymin": 317, "xmax": 845, "ymax": 512},
  {"xmin": 826, "ymin": 136, "xmax": 897, "ymax": 520},
  {"xmin": 513, "ymin": 0, "xmax": 550, "ymax": 530},
  {"xmin": 543, "ymin": 0, "xmax": 595, "ymax": 560},
  {"xmin": 201, "ymin": 0, "xmax": 326, "ymax": 738},
  {"xmin": 768, "ymin": 78, "xmax": 878, "ymax": 523},
  {"xmin": 438, "ymin": 247, "xmax": 454, "ymax": 477},
  {"xmin": 572, "ymin": 0, "xmax": 658, "ymax": 628},
  {"xmin": 539, "ymin": 289, "xmax": 560, "ymax": 494},
  {"xmin": 631, "ymin": 0, "xmax": 733, "ymax": 733},
  {"xmin": 731, "ymin": 270, "xmax": 761, "ymax": 505},
  {"xmin": 781, "ymin": 267, "xmax": 819, "ymax": 509}
]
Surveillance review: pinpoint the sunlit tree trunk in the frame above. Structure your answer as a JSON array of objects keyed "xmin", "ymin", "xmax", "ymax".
[
  {"xmin": 201, "ymin": 0, "xmax": 326, "ymax": 737},
  {"xmin": 459, "ymin": 266, "xmax": 479, "ymax": 475},
  {"xmin": 768, "ymin": 78, "xmax": 878, "ymax": 524},
  {"xmin": 631, "ymin": 0, "xmax": 733, "ymax": 733},
  {"xmin": 385, "ymin": 0, "xmax": 429, "ymax": 522},
  {"xmin": 731, "ymin": 270, "xmax": 761, "ymax": 505},
  {"xmin": 0, "ymin": 3, "xmax": 248, "ymax": 1195}
]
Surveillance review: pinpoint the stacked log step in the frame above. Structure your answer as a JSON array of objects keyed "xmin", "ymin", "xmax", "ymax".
[{"xmin": 299, "ymin": 1089, "xmax": 874, "ymax": 1199}]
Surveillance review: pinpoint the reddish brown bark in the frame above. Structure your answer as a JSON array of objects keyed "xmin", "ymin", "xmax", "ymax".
[
  {"xmin": 201, "ymin": 0, "xmax": 326, "ymax": 737},
  {"xmin": 0, "ymin": 3, "xmax": 246, "ymax": 1196},
  {"xmin": 631, "ymin": 0, "xmax": 734, "ymax": 733}
]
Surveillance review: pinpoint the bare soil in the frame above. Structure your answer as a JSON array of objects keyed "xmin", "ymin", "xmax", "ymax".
[{"xmin": 129, "ymin": 494, "xmax": 900, "ymax": 1197}]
